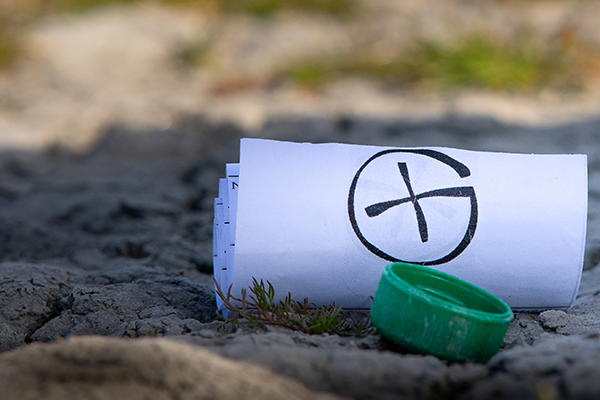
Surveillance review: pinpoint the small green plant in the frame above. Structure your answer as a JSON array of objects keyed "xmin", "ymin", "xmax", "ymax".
[
  {"xmin": 147, "ymin": 328, "xmax": 160, "ymax": 337},
  {"xmin": 214, "ymin": 277, "xmax": 376, "ymax": 337}
]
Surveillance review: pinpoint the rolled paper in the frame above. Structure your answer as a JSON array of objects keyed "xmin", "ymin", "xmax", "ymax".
[{"xmin": 214, "ymin": 139, "xmax": 588, "ymax": 311}]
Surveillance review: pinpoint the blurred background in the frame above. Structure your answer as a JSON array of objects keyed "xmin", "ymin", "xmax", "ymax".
[{"xmin": 1, "ymin": 0, "xmax": 600, "ymax": 150}]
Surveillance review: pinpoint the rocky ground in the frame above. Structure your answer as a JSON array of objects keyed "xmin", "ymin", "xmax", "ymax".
[
  {"xmin": 2, "ymin": 1, "xmax": 600, "ymax": 399},
  {"xmin": 0, "ymin": 115, "xmax": 599, "ymax": 399}
]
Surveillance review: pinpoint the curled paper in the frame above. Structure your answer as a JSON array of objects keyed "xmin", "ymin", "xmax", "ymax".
[{"xmin": 214, "ymin": 139, "xmax": 588, "ymax": 310}]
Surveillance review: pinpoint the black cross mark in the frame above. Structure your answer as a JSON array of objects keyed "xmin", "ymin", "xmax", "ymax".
[
  {"xmin": 349, "ymin": 148, "xmax": 478, "ymax": 265},
  {"xmin": 365, "ymin": 162, "xmax": 475, "ymax": 244}
]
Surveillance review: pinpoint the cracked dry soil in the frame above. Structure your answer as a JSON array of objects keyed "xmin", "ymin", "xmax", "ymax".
[{"xmin": 1, "ymin": 114, "xmax": 600, "ymax": 399}]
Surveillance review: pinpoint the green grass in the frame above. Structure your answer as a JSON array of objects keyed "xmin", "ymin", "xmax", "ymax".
[
  {"xmin": 0, "ymin": 1, "xmax": 590, "ymax": 91},
  {"xmin": 285, "ymin": 36, "xmax": 571, "ymax": 91},
  {"xmin": 399, "ymin": 37, "xmax": 562, "ymax": 90},
  {"xmin": 43, "ymin": 0, "xmax": 354, "ymax": 15}
]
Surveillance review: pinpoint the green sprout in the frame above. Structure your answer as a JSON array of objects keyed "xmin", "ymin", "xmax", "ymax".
[
  {"xmin": 214, "ymin": 277, "xmax": 376, "ymax": 337},
  {"xmin": 147, "ymin": 329, "xmax": 160, "ymax": 337}
]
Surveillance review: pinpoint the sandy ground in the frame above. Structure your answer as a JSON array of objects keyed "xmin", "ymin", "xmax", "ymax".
[
  {"xmin": 2, "ymin": 2, "xmax": 600, "ymax": 399},
  {"xmin": 2, "ymin": 1, "xmax": 600, "ymax": 151}
]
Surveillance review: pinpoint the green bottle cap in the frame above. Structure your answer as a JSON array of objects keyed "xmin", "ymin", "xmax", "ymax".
[{"xmin": 371, "ymin": 262, "xmax": 513, "ymax": 363}]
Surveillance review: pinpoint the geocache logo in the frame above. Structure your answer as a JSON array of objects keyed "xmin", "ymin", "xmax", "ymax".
[{"xmin": 348, "ymin": 149, "xmax": 478, "ymax": 266}]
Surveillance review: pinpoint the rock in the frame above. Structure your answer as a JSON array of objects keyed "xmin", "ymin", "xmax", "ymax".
[
  {"xmin": 30, "ymin": 273, "xmax": 216, "ymax": 342},
  {"xmin": 0, "ymin": 324, "xmax": 24, "ymax": 353},
  {"xmin": 540, "ymin": 310, "xmax": 570, "ymax": 330},
  {"xmin": 0, "ymin": 336, "xmax": 344, "ymax": 400},
  {"xmin": 481, "ymin": 332, "xmax": 600, "ymax": 399},
  {"xmin": 503, "ymin": 313, "xmax": 544, "ymax": 348},
  {"xmin": 0, "ymin": 263, "xmax": 79, "ymax": 351}
]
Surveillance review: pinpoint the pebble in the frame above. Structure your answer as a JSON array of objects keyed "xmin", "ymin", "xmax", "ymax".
[{"xmin": 540, "ymin": 310, "xmax": 570, "ymax": 330}]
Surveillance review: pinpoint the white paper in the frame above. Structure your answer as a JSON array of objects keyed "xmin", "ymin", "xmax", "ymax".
[{"xmin": 214, "ymin": 138, "xmax": 588, "ymax": 310}]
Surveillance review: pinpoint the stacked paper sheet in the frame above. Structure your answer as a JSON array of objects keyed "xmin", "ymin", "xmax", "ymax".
[{"xmin": 214, "ymin": 139, "xmax": 588, "ymax": 310}]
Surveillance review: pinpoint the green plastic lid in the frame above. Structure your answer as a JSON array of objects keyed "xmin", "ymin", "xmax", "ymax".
[{"xmin": 371, "ymin": 262, "xmax": 513, "ymax": 363}]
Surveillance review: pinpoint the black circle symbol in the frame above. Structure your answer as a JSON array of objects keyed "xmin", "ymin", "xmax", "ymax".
[{"xmin": 348, "ymin": 149, "xmax": 478, "ymax": 266}]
